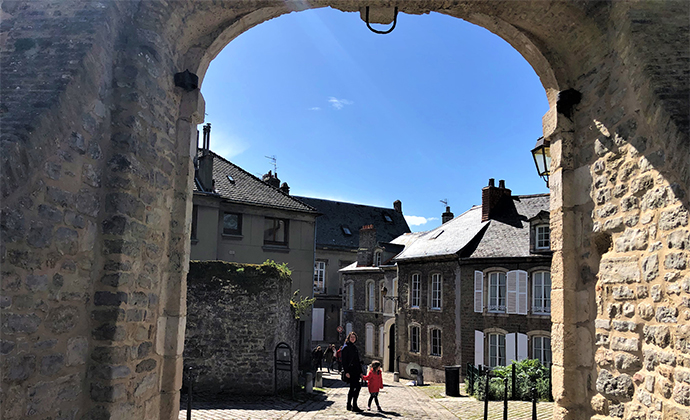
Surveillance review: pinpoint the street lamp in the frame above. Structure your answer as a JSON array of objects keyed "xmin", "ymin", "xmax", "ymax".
[{"xmin": 531, "ymin": 136, "xmax": 551, "ymax": 188}]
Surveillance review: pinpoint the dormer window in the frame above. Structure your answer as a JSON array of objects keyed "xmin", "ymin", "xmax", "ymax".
[
  {"xmin": 374, "ymin": 251, "xmax": 382, "ymax": 267},
  {"xmin": 536, "ymin": 225, "xmax": 550, "ymax": 250}
]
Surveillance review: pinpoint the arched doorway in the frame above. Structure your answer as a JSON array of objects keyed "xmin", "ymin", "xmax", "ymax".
[
  {"xmin": 388, "ymin": 323, "xmax": 396, "ymax": 372},
  {"xmin": 1, "ymin": 2, "xmax": 687, "ymax": 420}
]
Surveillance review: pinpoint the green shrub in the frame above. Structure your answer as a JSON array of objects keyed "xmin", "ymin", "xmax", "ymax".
[{"xmin": 467, "ymin": 359, "xmax": 551, "ymax": 401}]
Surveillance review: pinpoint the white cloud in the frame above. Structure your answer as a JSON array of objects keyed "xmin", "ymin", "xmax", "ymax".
[
  {"xmin": 309, "ymin": 107, "xmax": 321, "ymax": 111},
  {"xmin": 404, "ymin": 216, "xmax": 439, "ymax": 227},
  {"xmin": 328, "ymin": 97, "xmax": 353, "ymax": 110}
]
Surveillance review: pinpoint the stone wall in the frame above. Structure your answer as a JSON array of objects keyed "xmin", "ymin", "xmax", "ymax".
[
  {"xmin": 0, "ymin": 1, "xmax": 687, "ymax": 419},
  {"xmin": 184, "ymin": 260, "xmax": 298, "ymax": 396}
]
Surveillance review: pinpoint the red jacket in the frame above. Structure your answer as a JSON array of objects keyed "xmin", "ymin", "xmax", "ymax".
[{"xmin": 362, "ymin": 369, "xmax": 384, "ymax": 393}]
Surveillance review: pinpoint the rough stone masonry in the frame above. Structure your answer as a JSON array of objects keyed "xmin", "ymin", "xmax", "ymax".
[{"xmin": 0, "ymin": 1, "xmax": 688, "ymax": 420}]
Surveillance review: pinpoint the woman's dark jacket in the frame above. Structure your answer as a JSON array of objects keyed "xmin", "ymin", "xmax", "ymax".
[{"xmin": 341, "ymin": 341, "xmax": 361, "ymax": 383}]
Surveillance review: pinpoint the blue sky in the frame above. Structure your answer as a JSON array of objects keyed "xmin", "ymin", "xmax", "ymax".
[{"xmin": 201, "ymin": 7, "xmax": 549, "ymax": 232}]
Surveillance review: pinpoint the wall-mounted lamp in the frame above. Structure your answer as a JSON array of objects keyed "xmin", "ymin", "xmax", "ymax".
[
  {"xmin": 381, "ymin": 286, "xmax": 399, "ymax": 312},
  {"xmin": 531, "ymin": 136, "xmax": 551, "ymax": 188}
]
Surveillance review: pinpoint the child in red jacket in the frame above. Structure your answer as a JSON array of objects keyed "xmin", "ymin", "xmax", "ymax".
[{"xmin": 362, "ymin": 360, "xmax": 384, "ymax": 411}]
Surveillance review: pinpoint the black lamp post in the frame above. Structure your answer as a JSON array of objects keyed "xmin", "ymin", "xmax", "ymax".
[{"xmin": 531, "ymin": 136, "xmax": 551, "ymax": 187}]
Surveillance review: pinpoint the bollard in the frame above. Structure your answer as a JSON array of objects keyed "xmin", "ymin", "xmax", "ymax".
[
  {"xmin": 503, "ymin": 376, "xmax": 508, "ymax": 420},
  {"xmin": 483, "ymin": 368, "xmax": 490, "ymax": 420},
  {"xmin": 315, "ymin": 371, "xmax": 323, "ymax": 388},
  {"xmin": 186, "ymin": 366, "xmax": 193, "ymax": 420},
  {"xmin": 393, "ymin": 372, "xmax": 399, "ymax": 382},
  {"xmin": 511, "ymin": 363, "xmax": 516, "ymax": 400},
  {"xmin": 416, "ymin": 369, "xmax": 424, "ymax": 386},
  {"xmin": 532, "ymin": 385, "xmax": 537, "ymax": 420},
  {"xmin": 306, "ymin": 372, "xmax": 313, "ymax": 394}
]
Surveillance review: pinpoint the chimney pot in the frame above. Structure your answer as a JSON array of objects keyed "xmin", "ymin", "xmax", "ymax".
[
  {"xmin": 499, "ymin": 179, "xmax": 506, "ymax": 189},
  {"xmin": 442, "ymin": 206, "xmax": 454, "ymax": 224},
  {"xmin": 488, "ymin": 178, "xmax": 495, "ymax": 187},
  {"xmin": 393, "ymin": 200, "xmax": 402, "ymax": 214}
]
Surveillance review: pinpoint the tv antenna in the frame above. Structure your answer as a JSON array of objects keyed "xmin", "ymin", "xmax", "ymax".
[
  {"xmin": 440, "ymin": 199, "xmax": 448, "ymax": 207},
  {"xmin": 265, "ymin": 155, "xmax": 278, "ymax": 173}
]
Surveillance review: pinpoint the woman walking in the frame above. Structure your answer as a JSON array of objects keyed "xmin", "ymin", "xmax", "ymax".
[{"xmin": 341, "ymin": 332, "xmax": 363, "ymax": 412}]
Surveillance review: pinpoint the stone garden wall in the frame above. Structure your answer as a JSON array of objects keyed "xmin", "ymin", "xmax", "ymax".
[{"xmin": 184, "ymin": 260, "xmax": 297, "ymax": 396}]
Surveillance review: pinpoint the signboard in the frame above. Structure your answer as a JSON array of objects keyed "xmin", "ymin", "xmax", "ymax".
[{"xmin": 337, "ymin": 325, "xmax": 344, "ymax": 333}]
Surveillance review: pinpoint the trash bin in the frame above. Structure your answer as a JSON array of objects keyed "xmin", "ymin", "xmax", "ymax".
[{"xmin": 445, "ymin": 365, "xmax": 460, "ymax": 397}]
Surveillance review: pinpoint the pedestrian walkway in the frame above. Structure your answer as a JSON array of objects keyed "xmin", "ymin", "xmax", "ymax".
[{"xmin": 179, "ymin": 370, "xmax": 553, "ymax": 420}]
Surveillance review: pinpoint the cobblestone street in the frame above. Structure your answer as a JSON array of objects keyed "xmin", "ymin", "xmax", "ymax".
[{"xmin": 179, "ymin": 371, "xmax": 553, "ymax": 419}]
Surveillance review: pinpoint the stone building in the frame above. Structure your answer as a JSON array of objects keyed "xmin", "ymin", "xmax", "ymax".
[
  {"xmin": 393, "ymin": 180, "xmax": 552, "ymax": 382},
  {"xmin": 339, "ymin": 225, "xmax": 405, "ymax": 371},
  {"xmin": 190, "ymin": 128, "xmax": 318, "ymax": 365},
  {"xmin": 0, "ymin": 2, "xmax": 687, "ymax": 419},
  {"xmin": 293, "ymin": 197, "xmax": 410, "ymax": 349}
]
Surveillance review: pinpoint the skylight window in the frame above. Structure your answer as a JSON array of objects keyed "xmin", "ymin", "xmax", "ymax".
[
  {"xmin": 383, "ymin": 213, "xmax": 393, "ymax": 223},
  {"xmin": 226, "ymin": 175, "xmax": 235, "ymax": 184},
  {"xmin": 430, "ymin": 230, "xmax": 444, "ymax": 240},
  {"xmin": 342, "ymin": 226, "xmax": 352, "ymax": 236}
]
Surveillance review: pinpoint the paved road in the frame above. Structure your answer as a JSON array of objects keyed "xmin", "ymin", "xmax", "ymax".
[{"xmin": 179, "ymin": 370, "xmax": 554, "ymax": 420}]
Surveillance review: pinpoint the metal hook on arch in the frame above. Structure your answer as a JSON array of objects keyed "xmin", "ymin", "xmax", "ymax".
[{"xmin": 365, "ymin": 6, "xmax": 398, "ymax": 35}]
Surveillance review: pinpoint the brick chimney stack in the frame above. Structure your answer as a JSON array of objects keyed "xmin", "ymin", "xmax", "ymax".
[
  {"xmin": 262, "ymin": 171, "xmax": 280, "ymax": 189},
  {"xmin": 357, "ymin": 224, "xmax": 377, "ymax": 267},
  {"xmin": 481, "ymin": 178, "xmax": 512, "ymax": 222},
  {"xmin": 393, "ymin": 200, "xmax": 402, "ymax": 213},
  {"xmin": 197, "ymin": 123, "xmax": 214, "ymax": 192},
  {"xmin": 442, "ymin": 206, "xmax": 454, "ymax": 224}
]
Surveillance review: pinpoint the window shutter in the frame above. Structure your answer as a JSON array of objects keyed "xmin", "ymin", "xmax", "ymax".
[
  {"xmin": 505, "ymin": 333, "xmax": 516, "ymax": 363},
  {"xmin": 474, "ymin": 330, "xmax": 484, "ymax": 367},
  {"xmin": 311, "ymin": 308, "xmax": 325, "ymax": 341},
  {"xmin": 474, "ymin": 271, "xmax": 484, "ymax": 313},
  {"xmin": 517, "ymin": 333, "xmax": 529, "ymax": 361},
  {"xmin": 506, "ymin": 271, "xmax": 518, "ymax": 314},
  {"xmin": 517, "ymin": 270, "xmax": 528, "ymax": 314}
]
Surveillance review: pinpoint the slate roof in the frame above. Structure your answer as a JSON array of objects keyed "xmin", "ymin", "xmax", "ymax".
[
  {"xmin": 393, "ymin": 194, "xmax": 549, "ymax": 261},
  {"xmin": 193, "ymin": 152, "xmax": 317, "ymax": 214},
  {"xmin": 293, "ymin": 196, "xmax": 411, "ymax": 250}
]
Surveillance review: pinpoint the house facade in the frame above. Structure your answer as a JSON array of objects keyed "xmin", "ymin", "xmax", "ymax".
[
  {"xmin": 393, "ymin": 179, "xmax": 552, "ymax": 382},
  {"xmin": 190, "ymin": 128, "xmax": 318, "ymax": 364},
  {"xmin": 293, "ymin": 197, "xmax": 410, "ymax": 349}
]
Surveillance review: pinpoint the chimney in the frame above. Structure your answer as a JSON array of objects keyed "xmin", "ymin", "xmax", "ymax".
[
  {"xmin": 393, "ymin": 200, "xmax": 402, "ymax": 214},
  {"xmin": 357, "ymin": 224, "xmax": 377, "ymax": 267},
  {"xmin": 197, "ymin": 123, "xmax": 214, "ymax": 192},
  {"xmin": 481, "ymin": 178, "xmax": 512, "ymax": 222},
  {"xmin": 280, "ymin": 182, "xmax": 290, "ymax": 195},
  {"xmin": 262, "ymin": 170, "xmax": 280, "ymax": 189},
  {"xmin": 442, "ymin": 206, "xmax": 454, "ymax": 224}
]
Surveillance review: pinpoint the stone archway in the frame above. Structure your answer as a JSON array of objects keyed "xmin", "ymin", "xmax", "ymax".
[{"xmin": 1, "ymin": 2, "xmax": 687, "ymax": 420}]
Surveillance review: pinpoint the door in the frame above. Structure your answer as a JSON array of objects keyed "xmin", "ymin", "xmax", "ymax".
[{"xmin": 388, "ymin": 323, "xmax": 396, "ymax": 371}]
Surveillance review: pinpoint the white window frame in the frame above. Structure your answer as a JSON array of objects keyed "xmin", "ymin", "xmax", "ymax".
[
  {"xmin": 532, "ymin": 271, "xmax": 551, "ymax": 314},
  {"xmin": 430, "ymin": 328, "xmax": 442, "ymax": 357},
  {"xmin": 365, "ymin": 323, "xmax": 375, "ymax": 356},
  {"xmin": 488, "ymin": 333, "xmax": 506, "ymax": 368},
  {"xmin": 367, "ymin": 281, "xmax": 375, "ymax": 312},
  {"xmin": 533, "ymin": 336, "xmax": 552, "ymax": 366},
  {"xmin": 374, "ymin": 251, "xmax": 382, "ymax": 267},
  {"xmin": 430, "ymin": 273, "xmax": 442, "ymax": 310},
  {"xmin": 536, "ymin": 224, "xmax": 550, "ymax": 250},
  {"xmin": 488, "ymin": 272, "xmax": 506, "ymax": 313},
  {"xmin": 410, "ymin": 273, "xmax": 421, "ymax": 308},
  {"xmin": 410, "ymin": 324, "xmax": 420, "ymax": 353},
  {"xmin": 313, "ymin": 261, "xmax": 326, "ymax": 294},
  {"xmin": 379, "ymin": 326, "xmax": 385, "ymax": 357}
]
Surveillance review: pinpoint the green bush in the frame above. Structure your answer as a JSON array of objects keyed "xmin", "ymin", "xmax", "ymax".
[{"xmin": 467, "ymin": 359, "xmax": 551, "ymax": 401}]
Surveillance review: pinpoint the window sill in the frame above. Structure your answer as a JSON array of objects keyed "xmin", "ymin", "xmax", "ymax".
[
  {"xmin": 428, "ymin": 308, "xmax": 442, "ymax": 312},
  {"xmin": 528, "ymin": 313, "xmax": 551, "ymax": 318},
  {"xmin": 484, "ymin": 312, "xmax": 509, "ymax": 318},
  {"xmin": 262, "ymin": 245, "xmax": 290, "ymax": 253},
  {"xmin": 190, "ymin": 238, "xmax": 199, "ymax": 245},
  {"xmin": 222, "ymin": 233, "xmax": 243, "ymax": 240}
]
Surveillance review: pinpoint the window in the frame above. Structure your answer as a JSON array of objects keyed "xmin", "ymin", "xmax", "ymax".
[
  {"xmin": 366, "ymin": 324, "xmax": 374, "ymax": 356},
  {"xmin": 379, "ymin": 326, "xmax": 385, "ymax": 357},
  {"xmin": 342, "ymin": 226, "xmax": 352, "ymax": 236},
  {"xmin": 431, "ymin": 273, "xmax": 442, "ymax": 310},
  {"xmin": 264, "ymin": 217, "xmax": 288, "ymax": 245},
  {"xmin": 536, "ymin": 225, "xmax": 550, "ymax": 250},
  {"xmin": 488, "ymin": 272, "xmax": 506, "ymax": 312},
  {"xmin": 383, "ymin": 213, "xmax": 393, "ymax": 223},
  {"xmin": 223, "ymin": 212, "xmax": 242, "ymax": 235},
  {"xmin": 374, "ymin": 251, "xmax": 382, "ymax": 267},
  {"xmin": 410, "ymin": 325, "xmax": 420, "ymax": 353},
  {"xmin": 313, "ymin": 261, "xmax": 326, "ymax": 294},
  {"xmin": 430, "ymin": 328, "xmax": 442, "ymax": 356},
  {"xmin": 367, "ymin": 282, "xmax": 375, "ymax": 311},
  {"xmin": 533, "ymin": 336, "xmax": 551, "ymax": 366},
  {"xmin": 191, "ymin": 205, "xmax": 198, "ymax": 240},
  {"xmin": 532, "ymin": 271, "xmax": 551, "ymax": 314},
  {"xmin": 346, "ymin": 322, "xmax": 353, "ymax": 337},
  {"xmin": 410, "ymin": 273, "xmax": 421, "ymax": 308},
  {"xmin": 488, "ymin": 333, "xmax": 506, "ymax": 368},
  {"xmin": 347, "ymin": 283, "xmax": 354, "ymax": 310}
]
